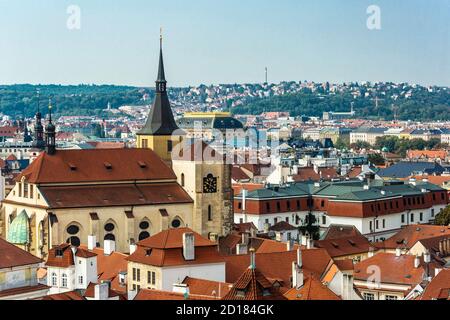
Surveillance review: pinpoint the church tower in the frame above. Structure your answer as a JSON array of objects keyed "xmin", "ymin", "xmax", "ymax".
[
  {"xmin": 32, "ymin": 90, "xmax": 46, "ymax": 150},
  {"xmin": 137, "ymin": 33, "xmax": 183, "ymax": 162}
]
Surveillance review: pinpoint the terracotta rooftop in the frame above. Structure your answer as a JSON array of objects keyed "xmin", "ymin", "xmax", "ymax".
[
  {"xmin": 39, "ymin": 183, "xmax": 192, "ymax": 209},
  {"xmin": 182, "ymin": 277, "xmax": 232, "ymax": 299},
  {"xmin": 41, "ymin": 290, "xmax": 85, "ymax": 300},
  {"xmin": 134, "ymin": 289, "xmax": 216, "ymax": 300},
  {"xmin": 354, "ymin": 253, "xmax": 428, "ymax": 286},
  {"xmin": 224, "ymin": 249, "xmax": 332, "ymax": 286},
  {"xmin": 314, "ymin": 234, "xmax": 372, "ymax": 258},
  {"xmin": 0, "ymin": 237, "xmax": 42, "ymax": 269},
  {"xmin": 284, "ymin": 275, "xmax": 341, "ymax": 300},
  {"xmin": 127, "ymin": 228, "xmax": 224, "ymax": 267},
  {"xmin": 222, "ymin": 267, "xmax": 287, "ymax": 300},
  {"xmin": 0, "ymin": 284, "xmax": 49, "ymax": 298},
  {"xmin": 374, "ymin": 225, "xmax": 450, "ymax": 250},
  {"xmin": 17, "ymin": 148, "xmax": 177, "ymax": 184},
  {"xmin": 421, "ymin": 269, "xmax": 450, "ymax": 300},
  {"xmin": 321, "ymin": 224, "xmax": 363, "ymax": 240}
]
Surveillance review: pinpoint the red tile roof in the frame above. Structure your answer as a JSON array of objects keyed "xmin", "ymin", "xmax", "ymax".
[
  {"xmin": 182, "ymin": 277, "xmax": 232, "ymax": 299},
  {"xmin": 292, "ymin": 167, "xmax": 338, "ymax": 182},
  {"xmin": 232, "ymin": 166, "xmax": 251, "ymax": 181},
  {"xmin": 134, "ymin": 289, "xmax": 216, "ymax": 300},
  {"xmin": 0, "ymin": 284, "xmax": 49, "ymax": 298},
  {"xmin": 354, "ymin": 253, "xmax": 426, "ymax": 286},
  {"xmin": 255, "ymin": 239, "xmax": 303, "ymax": 254},
  {"xmin": 224, "ymin": 249, "xmax": 332, "ymax": 286},
  {"xmin": 284, "ymin": 276, "xmax": 341, "ymax": 300},
  {"xmin": 127, "ymin": 228, "xmax": 224, "ymax": 267},
  {"xmin": 41, "ymin": 290, "xmax": 85, "ymax": 300},
  {"xmin": 222, "ymin": 267, "xmax": 287, "ymax": 300},
  {"xmin": 314, "ymin": 235, "xmax": 372, "ymax": 258},
  {"xmin": 40, "ymin": 183, "xmax": 192, "ymax": 209},
  {"xmin": 0, "ymin": 237, "xmax": 42, "ymax": 269},
  {"xmin": 374, "ymin": 225, "xmax": 450, "ymax": 250},
  {"xmin": 421, "ymin": 269, "xmax": 450, "ymax": 300},
  {"xmin": 407, "ymin": 150, "xmax": 447, "ymax": 161},
  {"xmin": 17, "ymin": 148, "xmax": 177, "ymax": 184},
  {"xmin": 45, "ymin": 244, "xmax": 75, "ymax": 268},
  {"xmin": 322, "ymin": 224, "xmax": 363, "ymax": 240}
]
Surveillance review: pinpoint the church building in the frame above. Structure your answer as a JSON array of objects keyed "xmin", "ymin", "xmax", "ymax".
[{"xmin": 0, "ymin": 36, "xmax": 233, "ymax": 258}]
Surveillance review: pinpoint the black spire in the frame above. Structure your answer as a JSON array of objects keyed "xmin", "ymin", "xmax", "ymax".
[
  {"xmin": 45, "ymin": 98, "xmax": 56, "ymax": 155},
  {"xmin": 137, "ymin": 31, "xmax": 180, "ymax": 136},
  {"xmin": 32, "ymin": 89, "xmax": 46, "ymax": 149}
]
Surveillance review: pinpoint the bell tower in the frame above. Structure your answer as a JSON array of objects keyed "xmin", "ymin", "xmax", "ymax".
[{"xmin": 137, "ymin": 31, "xmax": 183, "ymax": 162}]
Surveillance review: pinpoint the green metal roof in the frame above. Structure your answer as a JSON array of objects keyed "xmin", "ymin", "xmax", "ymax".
[
  {"xmin": 236, "ymin": 179, "xmax": 445, "ymax": 202},
  {"xmin": 7, "ymin": 210, "xmax": 30, "ymax": 245}
]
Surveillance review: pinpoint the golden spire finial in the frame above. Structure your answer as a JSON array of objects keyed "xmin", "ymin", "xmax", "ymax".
[{"xmin": 160, "ymin": 27, "xmax": 163, "ymax": 48}]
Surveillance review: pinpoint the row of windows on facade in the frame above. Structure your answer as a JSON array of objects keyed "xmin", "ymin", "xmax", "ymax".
[
  {"xmin": 363, "ymin": 292, "xmax": 398, "ymax": 300},
  {"xmin": 50, "ymin": 273, "xmax": 86, "ymax": 288},
  {"xmin": 237, "ymin": 193, "xmax": 446, "ymax": 214},
  {"xmin": 15, "ymin": 182, "xmax": 40, "ymax": 199},
  {"xmin": 369, "ymin": 209, "xmax": 439, "ymax": 232},
  {"xmin": 65, "ymin": 217, "xmax": 186, "ymax": 247},
  {"xmin": 132, "ymin": 268, "xmax": 156, "ymax": 287}
]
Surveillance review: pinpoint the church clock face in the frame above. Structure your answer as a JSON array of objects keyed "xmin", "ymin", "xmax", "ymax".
[{"xmin": 203, "ymin": 174, "xmax": 218, "ymax": 193}]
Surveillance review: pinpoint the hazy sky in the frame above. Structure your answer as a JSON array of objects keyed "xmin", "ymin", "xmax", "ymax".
[{"xmin": 0, "ymin": 0, "xmax": 449, "ymax": 87}]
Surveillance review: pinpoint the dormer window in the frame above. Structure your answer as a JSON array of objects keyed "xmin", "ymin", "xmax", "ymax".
[
  {"xmin": 68, "ymin": 163, "xmax": 77, "ymax": 171},
  {"xmin": 56, "ymin": 248, "xmax": 63, "ymax": 257},
  {"xmin": 236, "ymin": 289, "xmax": 246, "ymax": 298}
]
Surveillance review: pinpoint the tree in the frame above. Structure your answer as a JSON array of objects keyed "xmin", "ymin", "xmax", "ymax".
[
  {"xmin": 334, "ymin": 138, "xmax": 349, "ymax": 150},
  {"xmin": 368, "ymin": 153, "xmax": 385, "ymax": 166},
  {"xmin": 435, "ymin": 206, "xmax": 450, "ymax": 226}
]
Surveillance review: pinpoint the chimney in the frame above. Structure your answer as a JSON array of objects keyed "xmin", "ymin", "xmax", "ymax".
[
  {"xmin": 118, "ymin": 272, "xmax": 127, "ymax": 286},
  {"xmin": 129, "ymin": 243, "xmax": 137, "ymax": 255},
  {"xmin": 241, "ymin": 232, "xmax": 249, "ymax": 245},
  {"xmin": 94, "ymin": 283, "xmax": 109, "ymax": 300},
  {"xmin": 88, "ymin": 235, "xmax": 97, "ymax": 251},
  {"xmin": 286, "ymin": 240, "xmax": 293, "ymax": 251},
  {"xmin": 297, "ymin": 248, "xmax": 303, "ymax": 268},
  {"xmin": 183, "ymin": 232, "xmax": 195, "ymax": 261},
  {"xmin": 301, "ymin": 235, "xmax": 308, "ymax": 246},
  {"xmin": 236, "ymin": 243, "xmax": 248, "ymax": 255},
  {"xmin": 249, "ymin": 248, "xmax": 256, "ymax": 269},
  {"xmin": 173, "ymin": 283, "xmax": 190, "ymax": 296},
  {"xmin": 439, "ymin": 240, "xmax": 445, "ymax": 256},
  {"xmin": 414, "ymin": 255, "xmax": 420, "ymax": 268},
  {"xmin": 263, "ymin": 223, "xmax": 270, "ymax": 234},
  {"xmin": 395, "ymin": 247, "xmax": 402, "ymax": 257},
  {"xmin": 306, "ymin": 237, "xmax": 314, "ymax": 249},
  {"xmin": 424, "ymin": 250, "xmax": 431, "ymax": 264},
  {"xmin": 104, "ymin": 240, "xmax": 116, "ymax": 256},
  {"xmin": 435, "ymin": 268, "xmax": 442, "ymax": 277},
  {"xmin": 368, "ymin": 246, "xmax": 375, "ymax": 258},
  {"xmin": 291, "ymin": 261, "xmax": 304, "ymax": 289}
]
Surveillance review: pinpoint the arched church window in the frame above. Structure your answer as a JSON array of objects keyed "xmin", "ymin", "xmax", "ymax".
[
  {"xmin": 104, "ymin": 223, "xmax": 115, "ymax": 232},
  {"xmin": 67, "ymin": 225, "xmax": 79, "ymax": 235},
  {"xmin": 104, "ymin": 234, "xmax": 116, "ymax": 241},
  {"xmin": 139, "ymin": 221, "xmax": 150, "ymax": 230},
  {"xmin": 171, "ymin": 219, "xmax": 181, "ymax": 229},
  {"xmin": 139, "ymin": 232, "xmax": 150, "ymax": 241},
  {"xmin": 66, "ymin": 236, "xmax": 80, "ymax": 247}
]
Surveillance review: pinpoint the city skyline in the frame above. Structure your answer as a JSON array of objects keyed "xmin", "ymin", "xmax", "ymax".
[{"xmin": 0, "ymin": 0, "xmax": 449, "ymax": 87}]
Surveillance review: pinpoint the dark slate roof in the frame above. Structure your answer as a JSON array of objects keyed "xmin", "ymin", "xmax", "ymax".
[
  {"xmin": 137, "ymin": 47, "xmax": 180, "ymax": 136},
  {"xmin": 377, "ymin": 162, "xmax": 446, "ymax": 178},
  {"xmin": 177, "ymin": 116, "xmax": 244, "ymax": 130}
]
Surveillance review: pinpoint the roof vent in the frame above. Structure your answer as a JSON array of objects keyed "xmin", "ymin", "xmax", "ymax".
[
  {"xmin": 138, "ymin": 161, "xmax": 147, "ymax": 168},
  {"xmin": 68, "ymin": 163, "xmax": 77, "ymax": 171},
  {"xmin": 104, "ymin": 162, "xmax": 112, "ymax": 170},
  {"xmin": 348, "ymin": 240, "xmax": 356, "ymax": 246},
  {"xmin": 331, "ymin": 242, "xmax": 339, "ymax": 248}
]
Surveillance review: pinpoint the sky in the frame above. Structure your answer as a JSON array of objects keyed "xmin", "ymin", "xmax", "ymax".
[{"xmin": 0, "ymin": 0, "xmax": 449, "ymax": 87}]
